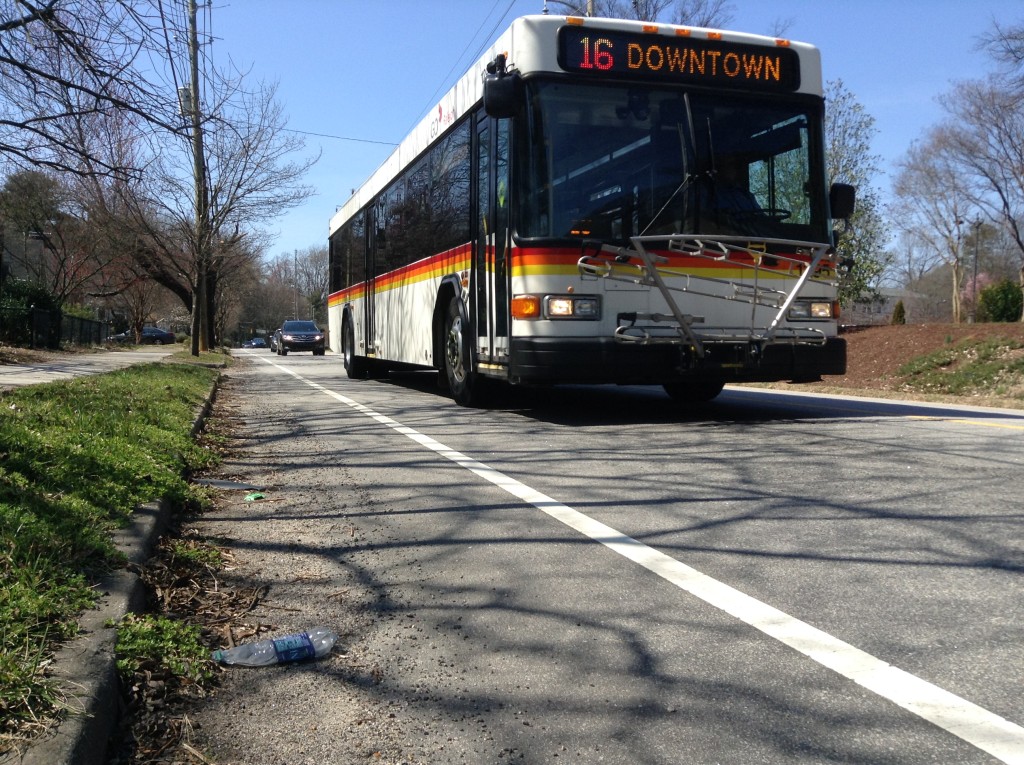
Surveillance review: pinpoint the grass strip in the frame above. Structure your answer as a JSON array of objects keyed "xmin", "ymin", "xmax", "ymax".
[
  {"xmin": 896, "ymin": 337, "xmax": 1024, "ymax": 397},
  {"xmin": 0, "ymin": 358, "xmax": 220, "ymax": 745}
]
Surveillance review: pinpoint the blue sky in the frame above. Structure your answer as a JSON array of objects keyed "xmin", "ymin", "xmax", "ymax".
[{"xmin": 212, "ymin": 0, "xmax": 1018, "ymax": 260}]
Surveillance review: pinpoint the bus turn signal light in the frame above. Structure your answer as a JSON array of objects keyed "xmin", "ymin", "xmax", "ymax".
[{"xmin": 511, "ymin": 295, "xmax": 542, "ymax": 319}]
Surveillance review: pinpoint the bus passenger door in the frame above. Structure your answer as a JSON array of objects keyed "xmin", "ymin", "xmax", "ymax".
[
  {"xmin": 364, "ymin": 201, "xmax": 381, "ymax": 358},
  {"xmin": 474, "ymin": 114, "xmax": 511, "ymax": 366}
]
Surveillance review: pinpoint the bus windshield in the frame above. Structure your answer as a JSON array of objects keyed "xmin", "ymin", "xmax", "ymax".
[{"xmin": 519, "ymin": 79, "xmax": 829, "ymax": 246}]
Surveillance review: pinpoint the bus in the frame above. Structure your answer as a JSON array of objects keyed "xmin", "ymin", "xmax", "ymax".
[{"xmin": 327, "ymin": 14, "xmax": 855, "ymax": 406}]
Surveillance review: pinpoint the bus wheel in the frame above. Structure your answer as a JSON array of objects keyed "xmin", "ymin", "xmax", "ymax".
[
  {"xmin": 663, "ymin": 380, "xmax": 725, "ymax": 403},
  {"xmin": 343, "ymin": 317, "xmax": 367, "ymax": 379},
  {"xmin": 444, "ymin": 298, "xmax": 479, "ymax": 406}
]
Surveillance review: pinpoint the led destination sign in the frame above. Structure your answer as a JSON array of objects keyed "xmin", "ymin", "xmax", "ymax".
[{"xmin": 558, "ymin": 26, "xmax": 801, "ymax": 92}]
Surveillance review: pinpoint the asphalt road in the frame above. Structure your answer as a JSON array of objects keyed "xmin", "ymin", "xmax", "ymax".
[{"xmin": 183, "ymin": 350, "xmax": 1023, "ymax": 765}]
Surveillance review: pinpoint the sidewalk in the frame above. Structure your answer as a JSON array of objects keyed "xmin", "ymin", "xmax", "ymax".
[{"xmin": 0, "ymin": 347, "xmax": 173, "ymax": 390}]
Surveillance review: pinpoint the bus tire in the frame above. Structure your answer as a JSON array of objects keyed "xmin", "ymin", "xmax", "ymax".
[
  {"xmin": 444, "ymin": 297, "xmax": 481, "ymax": 406},
  {"xmin": 342, "ymin": 315, "xmax": 367, "ymax": 379},
  {"xmin": 663, "ymin": 379, "xmax": 725, "ymax": 403}
]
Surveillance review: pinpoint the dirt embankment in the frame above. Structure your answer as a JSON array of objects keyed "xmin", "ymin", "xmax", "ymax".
[{"xmin": 789, "ymin": 322, "xmax": 1024, "ymax": 407}]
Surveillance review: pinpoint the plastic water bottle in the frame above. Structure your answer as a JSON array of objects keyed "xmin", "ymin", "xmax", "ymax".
[{"xmin": 211, "ymin": 627, "xmax": 338, "ymax": 666}]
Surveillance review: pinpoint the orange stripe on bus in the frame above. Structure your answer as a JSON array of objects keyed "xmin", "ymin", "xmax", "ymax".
[{"xmin": 328, "ymin": 242, "xmax": 813, "ymax": 303}]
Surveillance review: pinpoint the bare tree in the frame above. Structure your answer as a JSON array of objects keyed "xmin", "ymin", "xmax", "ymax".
[
  {"xmin": 892, "ymin": 127, "xmax": 976, "ymax": 324},
  {"xmin": 668, "ymin": 0, "xmax": 734, "ymax": 27},
  {"xmin": 258, "ymin": 254, "xmax": 302, "ymax": 328},
  {"xmin": 116, "ymin": 273, "xmax": 162, "ymax": 338},
  {"xmin": 294, "ymin": 245, "xmax": 328, "ymax": 324},
  {"xmin": 0, "ymin": 3, "xmax": 314, "ymax": 351},
  {"xmin": 0, "ymin": 1, "xmax": 180, "ymax": 177},
  {"xmin": 543, "ymin": 0, "xmax": 733, "ymax": 26},
  {"xmin": 978, "ymin": 20, "xmax": 1024, "ymax": 88},
  {"xmin": 887, "ymin": 230, "xmax": 944, "ymax": 290},
  {"xmin": 939, "ymin": 77, "xmax": 1024, "ymax": 321},
  {"xmin": 119, "ymin": 69, "xmax": 315, "ymax": 350}
]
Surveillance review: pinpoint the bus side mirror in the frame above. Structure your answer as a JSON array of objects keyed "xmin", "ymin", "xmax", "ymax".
[
  {"xmin": 483, "ymin": 54, "xmax": 520, "ymax": 119},
  {"xmin": 829, "ymin": 182, "xmax": 856, "ymax": 220}
]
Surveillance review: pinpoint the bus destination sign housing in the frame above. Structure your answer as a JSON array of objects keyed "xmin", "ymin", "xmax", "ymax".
[{"xmin": 557, "ymin": 25, "xmax": 801, "ymax": 92}]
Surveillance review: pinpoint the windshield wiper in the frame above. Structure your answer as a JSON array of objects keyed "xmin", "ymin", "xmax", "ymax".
[{"xmin": 641, "ymin": 93, "xmax": 711, "ymax": 237}]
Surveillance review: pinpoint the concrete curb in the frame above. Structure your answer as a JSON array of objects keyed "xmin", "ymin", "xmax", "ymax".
[
  {"xmin": 5, "ymin": 374, "xmax": 219, "ymax": 765},
  {"xmin": 16, "ymin": 501, "xmax": 172, "ymax": 765}
]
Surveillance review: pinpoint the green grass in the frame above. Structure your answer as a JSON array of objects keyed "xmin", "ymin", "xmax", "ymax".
[
  {"xmin": 896, "ymin": 337, "xmax": 1024, "ymax": 397},
  {"xmin": 113, "ymin": 613, "xmax": 216, "ymax": 687},
  {"xmin": 0, "ymin": 360, "xmax": 220, "ymax": 744}
]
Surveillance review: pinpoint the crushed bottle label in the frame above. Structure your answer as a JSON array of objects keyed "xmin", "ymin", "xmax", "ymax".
[{"xmin": 271, "ymin": 633, "xmax": 315, "ymax": 662}]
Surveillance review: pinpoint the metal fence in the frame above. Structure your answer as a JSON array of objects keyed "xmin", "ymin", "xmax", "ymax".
[{"xmin": 0, "ymin": 307, "xmax": 107, "ymax": 349}]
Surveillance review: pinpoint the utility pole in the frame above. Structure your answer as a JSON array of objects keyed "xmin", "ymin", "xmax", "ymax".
[
  {"xmin": 971, "ymin": 219, "xmax": 981, "ymax": 324},
  {"xmin": 543, "ymin": 0, "xmax": 594, "ymax": 15},
  {"xmin": 187, "ymin": 0, "xmax": 210, "ymax": 355}
]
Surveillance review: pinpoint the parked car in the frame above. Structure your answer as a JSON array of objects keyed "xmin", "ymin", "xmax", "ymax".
[
  {"xmin": 242, "ymin": 337, "xmax": 268, "ymax": 349},
  {"xmin": 140, "ymin": 326, "xmax": 176, "ymax": 344},
  {"xmin": 109, "ymin": 326, "xmax": 176, "ymax": 345},
  {"xmin": 274, "ymin": 320, "xmax": 325, "ymax": 356}
]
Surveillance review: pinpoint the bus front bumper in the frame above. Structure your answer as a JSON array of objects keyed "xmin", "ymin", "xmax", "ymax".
[{"xmin": 505, "ymin": 336, "xmax": 846, "ymax": 386}]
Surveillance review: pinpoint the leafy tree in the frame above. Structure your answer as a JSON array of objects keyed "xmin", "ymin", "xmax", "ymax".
[
  {"xmin": 824, "ymin": 79, "xmax": 890, "ymax": 308},
  {"xmin": 0, "ymin": 167, "xmax": 142, "ymax": 308},
  {"xmin": 0, "ymin": 171, "xmax": 61, "ymax": 235}
]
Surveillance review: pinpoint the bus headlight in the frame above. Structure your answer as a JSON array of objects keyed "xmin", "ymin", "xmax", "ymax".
[
  {"xmin": 511, "ymin": 294, "xmax": 601, "ymax": 320},
  {"xmin": 545, "ymin": 295, "xmax": 600, "ymax": 319},
  {"xmin": 788, "ymin": 300, "xmax": 835, "ymax": 320}
]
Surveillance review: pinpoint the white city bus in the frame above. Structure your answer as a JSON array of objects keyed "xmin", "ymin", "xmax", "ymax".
[{"xmin": 328, "ymin": 14, "xmax": 854, "ymax": 406}]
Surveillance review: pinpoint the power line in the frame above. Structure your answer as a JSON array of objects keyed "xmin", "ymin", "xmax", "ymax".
[
  {"xmin": 464, "ymin": 0, "xmax": 520, "ymax": 72},
  {"xmin": 409, "ymin": 0, "xmax": 518, "ymax": 135},
  {"xmin": 421, "ymin": 0, "xmax": 505, "ymax": 110},
  {"xmin": 283, "ymin": 128, "xmax": 397, "ymax": 147}
]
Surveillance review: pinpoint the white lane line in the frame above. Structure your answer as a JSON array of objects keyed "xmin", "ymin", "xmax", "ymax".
[{"xmin": 265, "ymin": 360, "xmax": 1024, "ymax": 764}]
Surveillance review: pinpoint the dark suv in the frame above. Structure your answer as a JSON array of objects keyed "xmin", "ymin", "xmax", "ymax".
[{"xmin": 274, "ymin": 320, "xmax": 326, "ymax": 356}]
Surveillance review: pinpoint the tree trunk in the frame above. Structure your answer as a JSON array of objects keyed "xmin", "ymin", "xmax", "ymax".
[
  {"xmin": 951, "ymin": 260, "xmax": 963, "ymax": 324},
  {"xmin": 1019, "ymin": 264, "xmax": 1024, "ymax": 322}
]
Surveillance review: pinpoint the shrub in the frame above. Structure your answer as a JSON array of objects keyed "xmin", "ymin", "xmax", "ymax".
[
  {"xmin": 0, "ymin": 278, "xmax": 59, "ymax": 311},
  {"xmin": 977, "ymin": 279, "xmax": 1023, "ymax": 323},
  {"xmin": 890, "ymin": 299, "xmax": 906, "ymax": 325}
]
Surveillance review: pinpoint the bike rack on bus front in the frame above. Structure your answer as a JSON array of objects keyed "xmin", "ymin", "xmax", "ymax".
[{"xmin": 578, "ymin": 234, "xmax": 836, "ymax": 360}]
